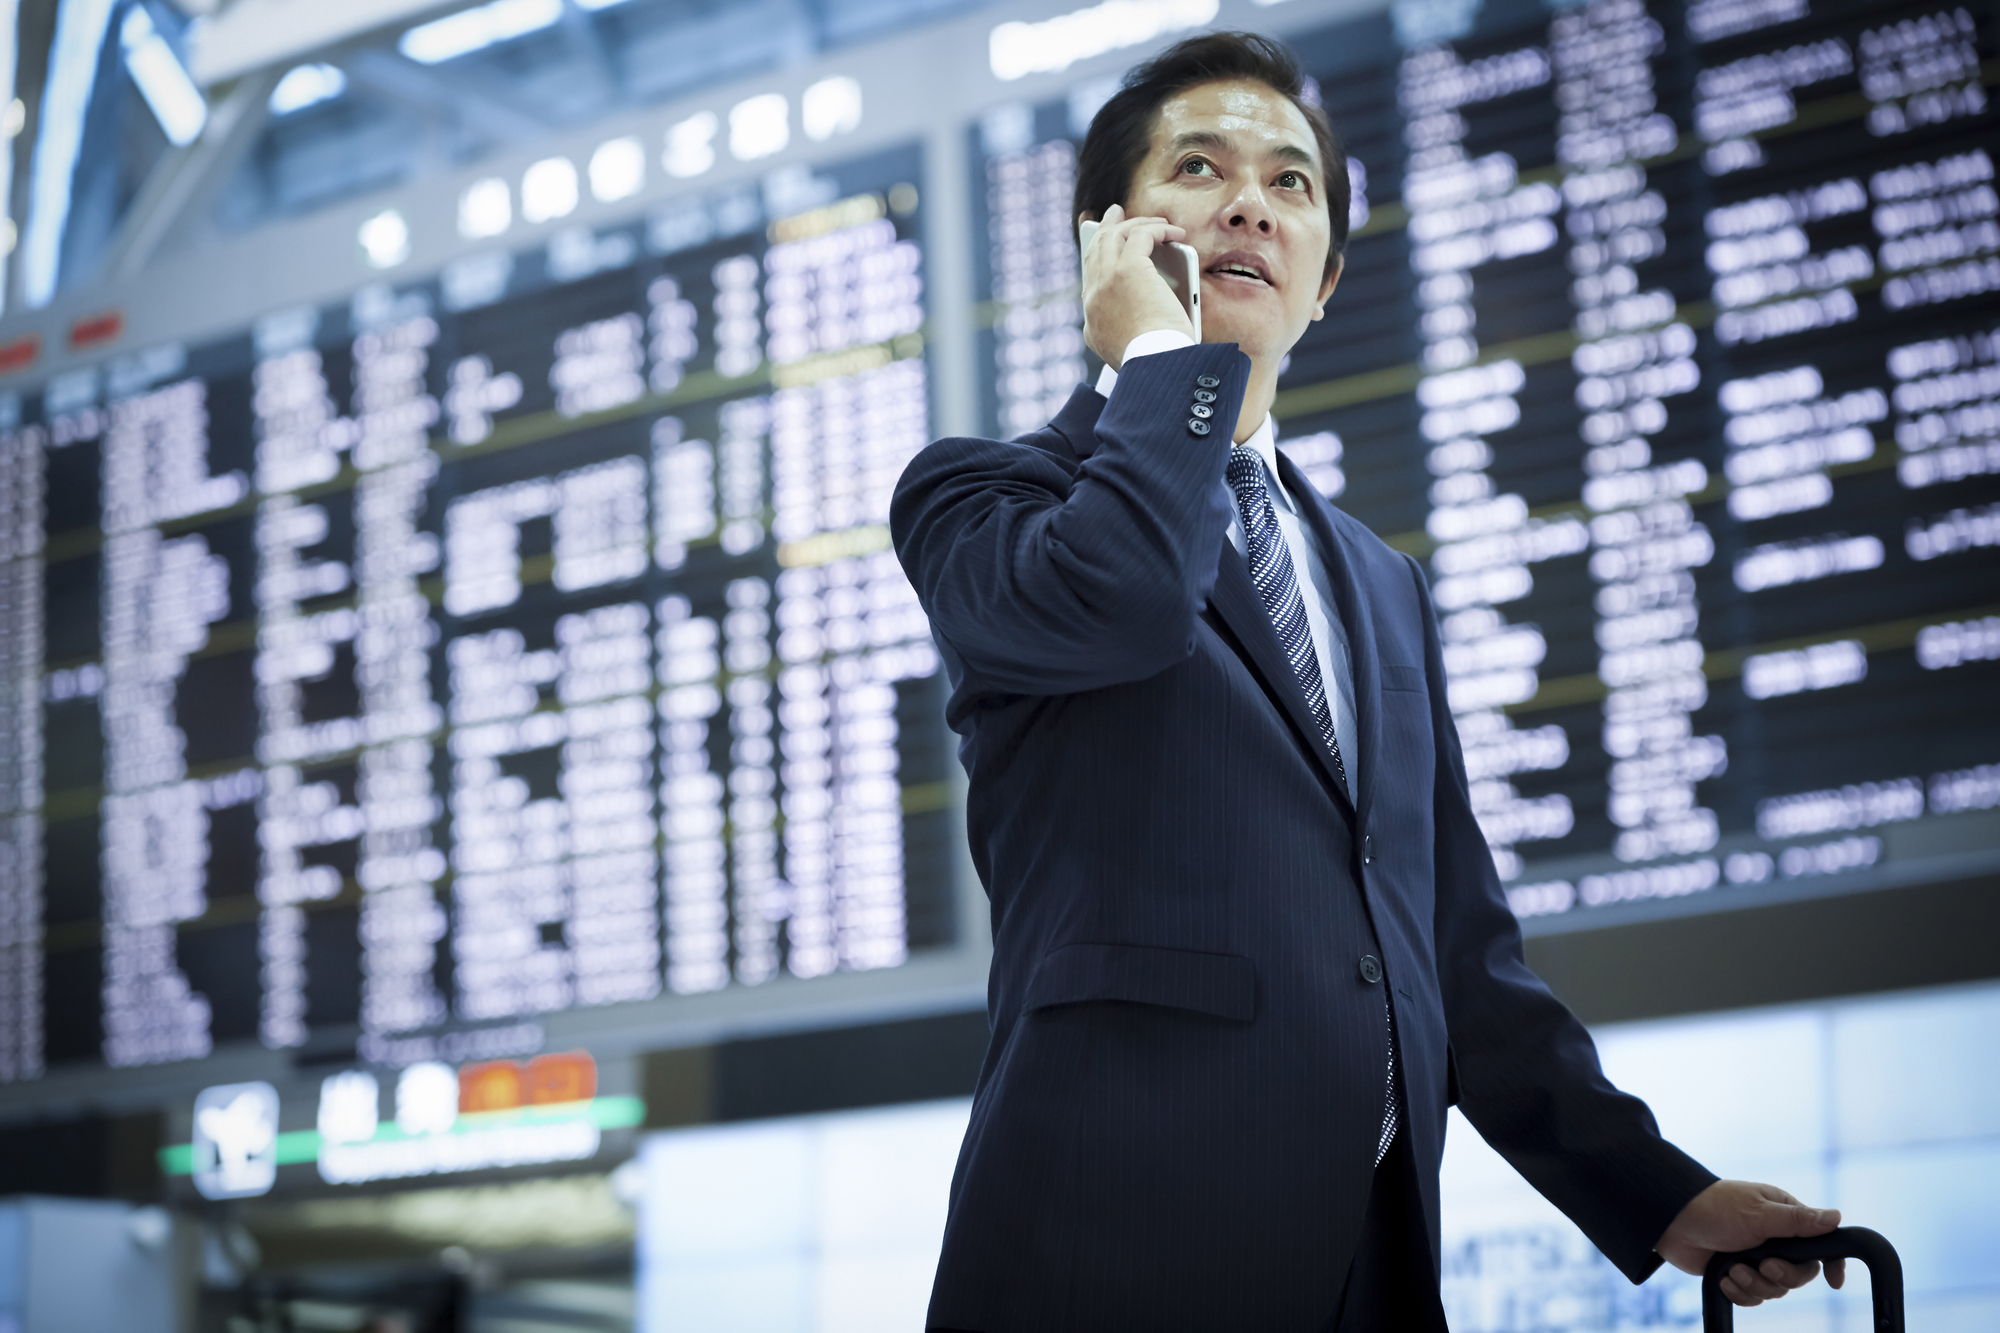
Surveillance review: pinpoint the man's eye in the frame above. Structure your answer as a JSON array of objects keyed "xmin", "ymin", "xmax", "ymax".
[
  {"xmin": 1181, "ymin": 158, "xmax": 1213, "ymax": 177},
  {"xmin": 1278, "ymin": 171, "xmax": 1308, "ymax": 191}
]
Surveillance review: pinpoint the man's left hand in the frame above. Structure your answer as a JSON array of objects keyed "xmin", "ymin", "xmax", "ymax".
[{"xmin": 1656, "ymin": 1180, "xmax": 1846, "ymax": 1306}]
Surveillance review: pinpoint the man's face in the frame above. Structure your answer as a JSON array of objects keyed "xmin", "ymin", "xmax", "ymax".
[{"xmin": 1122, "ymin": 78, "xmax": 1340, "ymax": 366}]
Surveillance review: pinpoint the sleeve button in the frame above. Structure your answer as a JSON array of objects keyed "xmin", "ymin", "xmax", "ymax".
[{"xmin": 1188, "ymin": 418, "xmax": 1211, "ymax": 436}]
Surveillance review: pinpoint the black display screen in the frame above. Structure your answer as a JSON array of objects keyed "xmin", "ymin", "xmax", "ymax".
[
  {"xmin": 969, "ymin": 0, "xmax": 2000, "ymax": 925},
  {"xmin": 2, "ymin": 143, "xmax": 955, "ymax": 1076}
]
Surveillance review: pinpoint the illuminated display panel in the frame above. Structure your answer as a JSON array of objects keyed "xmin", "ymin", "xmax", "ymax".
[
  {"xmin": 969, "ymin": 0, "xmax": 2000, "ymax": 925},
  {"xmin": 7, "ymin": 142, "xmax": 953, "ymax": 1074},
  {"xmin": 630, "ymin": 983, "xmax": 2000, "ymax": 1332}
]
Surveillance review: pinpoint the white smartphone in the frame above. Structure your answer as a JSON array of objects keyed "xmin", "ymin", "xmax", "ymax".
[{"xmin": 1078, "ymin": 220, "xmax": 1201, "ymax": 343}]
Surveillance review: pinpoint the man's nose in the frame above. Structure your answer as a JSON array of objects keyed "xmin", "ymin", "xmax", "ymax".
[{"xmin": 1224, "ymin": 181, "xmax": 1276, "ymax": 234}]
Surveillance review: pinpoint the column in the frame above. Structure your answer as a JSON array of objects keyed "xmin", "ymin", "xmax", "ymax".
[
  {"xmin": 651, "ymin": 415, "xmax": 715, "ymax": 572},
  {"xmin": 98, "ymin": 376, "xmax": 245, "ymax": 1066},
  {"xmin": 723, "ymin": 577, "xmax": 780, "ymax": 985},
  {"xmin": 657, "ymin": 596, "xmax": 728, "ymax": 994},
  {"xmin": 763, "ymin": 212, "xmax": 934, "ymax": 975},
  {"xmin": 557, "ymin": 602, "xmax": 658, "ymax": 1007},
  {"xmin": 1557, "ymin": 0, "xmax": 1723, "ymax": 870},
  {"xmin": 984, "ymin": 130, "xmax": 1084, "ymax": 435},
  {"xmin": 0, "ymin": 416, "xmax": 42, "ymax": 1080},
  {"xmin": 351, "ymin": 314, "xmax": 449, "ymax": 1046},
  {"xmin": 1399, "ymin": 38, "xmax": 1582, "ymax": 880},
  {"xmin": 446, "ymin": 626, "xmax": 569, "ymax": 1018},
  {"xmin": 249, "ymin": 321, "xmax": 367, "ymax": 1048}
]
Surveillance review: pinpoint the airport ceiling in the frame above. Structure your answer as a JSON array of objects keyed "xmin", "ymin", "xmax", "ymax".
[
  {"xmin": 37, "ymin": 0, "xmax": 990, "ymax": 306},
  {"xmin": 223, "ymin": 0, "xmax": 988, "ymax": 222}
]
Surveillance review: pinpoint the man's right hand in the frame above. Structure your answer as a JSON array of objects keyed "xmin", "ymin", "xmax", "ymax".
[
  {"xmin": 1080, "ymin": 203, "xmax": 1195, "ymax": 369},
  {"xmin": 1656, "ymin": 1180, "xmax": 1845, "ymax": 1307}
]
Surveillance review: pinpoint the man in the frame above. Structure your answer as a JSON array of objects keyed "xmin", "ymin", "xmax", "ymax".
[{"xmin": 893, "ymin": 31, "xmax": 1845, "ymax": 1332}]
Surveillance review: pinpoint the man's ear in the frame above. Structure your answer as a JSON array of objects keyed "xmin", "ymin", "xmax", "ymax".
[{"xmin": 1310, "ymin": 254, "xmax": 1344, "ymax": 321}]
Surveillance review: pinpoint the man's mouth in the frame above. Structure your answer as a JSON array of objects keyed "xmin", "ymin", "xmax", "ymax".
[{"xmin": 1205, "ymin": 253, "xmax": 1273, "ymax": 286}]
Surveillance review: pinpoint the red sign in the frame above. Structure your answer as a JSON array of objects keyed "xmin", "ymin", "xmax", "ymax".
[
  {"xmin": 454, "ymin": 1049, "xmax": 598, "ymax": 1112},
  {"xmin": 69, "ymin": 310, "xmax": 122, "ymax": 349},
  {"xmin": 526, "ymin": 1051, "xmax": 598, "ymax": 1105},
  {"xmin": 0, "ymin": 334, "xmax": 38, "ymax": 375},
  {"xmin": 458, "ymin": 1059, "xmax": 525, "ymax": 1113}
]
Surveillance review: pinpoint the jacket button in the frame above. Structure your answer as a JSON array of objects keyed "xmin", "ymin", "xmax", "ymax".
[
  {"xmin": 1196, "ymin": 374, "xmax": 1220, "ymax": 388},
  {"xmin": 1188, "ymin": 418, "xmax": 1210, "ymax": 436},
  {"xmin": 1362, "ymin": 835, "xmax": 1375, "ymax": 865},
  {"xmin": 1359, "ymin": 955, "xmax": 1383, "ymax": 985}
]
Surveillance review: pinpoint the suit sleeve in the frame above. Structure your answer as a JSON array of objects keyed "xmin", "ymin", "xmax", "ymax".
[
  {"xmin": 890, "ymin": 344, "xmax": 1249, "ymax": 695},
  {"xmin": 1403, "ymin": 552, "xmax": 1717, "ymax": 1283}
]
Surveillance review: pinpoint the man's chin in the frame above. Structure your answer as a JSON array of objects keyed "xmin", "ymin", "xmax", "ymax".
[{"xmin": 1198, "ymin": 321, "xmax": 1281, "ymax": 361}]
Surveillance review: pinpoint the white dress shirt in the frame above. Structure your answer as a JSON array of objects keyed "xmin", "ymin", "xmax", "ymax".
[{"xmin": 1096, "ymin": 334, "xmax": 1360, "ymax": 800}]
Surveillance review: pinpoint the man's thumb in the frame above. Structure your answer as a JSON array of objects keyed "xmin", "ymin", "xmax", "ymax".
[{"xmin": 1768, "ymin": 1202, "xmax": 1841, "ymax": 1235}]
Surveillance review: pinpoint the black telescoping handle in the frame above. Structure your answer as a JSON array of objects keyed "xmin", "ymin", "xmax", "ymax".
[{"xmin": 1701, "ymin": 1226, "xmax": 1903, "ymax": 1332}]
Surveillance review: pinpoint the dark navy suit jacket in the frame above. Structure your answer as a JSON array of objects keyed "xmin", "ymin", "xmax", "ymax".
[{"xmin": 891, "ymin": 343, "xmax": 1715, "ymax": 1332}]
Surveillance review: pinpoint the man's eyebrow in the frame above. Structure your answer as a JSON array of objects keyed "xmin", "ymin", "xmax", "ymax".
[
  {"xmin": 1167, "ymin": 131, "xmax": 1319, "ymax": 172},
  {"xmin": 1168, "ymin": 130, "xmax": 1230, "ymax": 155}
]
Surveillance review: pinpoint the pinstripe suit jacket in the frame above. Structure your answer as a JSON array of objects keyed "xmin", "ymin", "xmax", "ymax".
[{"xmin": 891, "ymin": 343, "xmax": 1715, "ymax": 1332}]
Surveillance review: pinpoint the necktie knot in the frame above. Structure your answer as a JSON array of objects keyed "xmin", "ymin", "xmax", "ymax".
[
  {"xmin": 1224, "ymin": 445, "xmax": 1267, "ymax": 502},
  {"xmin": 1226, "ymin": 447, "xmax": 1283, "ymax": 549}
]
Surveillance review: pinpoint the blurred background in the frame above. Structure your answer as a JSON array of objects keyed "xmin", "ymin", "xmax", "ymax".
[{"xmin": 0, "ymin": 0, "xmax": 1993, "ymax": 1327}]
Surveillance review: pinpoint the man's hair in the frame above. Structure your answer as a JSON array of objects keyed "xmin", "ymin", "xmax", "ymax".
[{"xmin": 1073, "ymin": 31, "xmax": 1350, "ymax": 279}]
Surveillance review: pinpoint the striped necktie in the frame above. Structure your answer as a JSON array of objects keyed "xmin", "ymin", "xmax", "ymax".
[
  {"xmin": 1224, "ymin": 447, "xmax": 1348, "ymax": 790},
  {"xmin": 1224, "ymin": 446, "xmax": 1397, "ymax": 1163}
]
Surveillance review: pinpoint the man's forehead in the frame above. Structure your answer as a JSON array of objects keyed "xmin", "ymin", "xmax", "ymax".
[{"xmin": 1152, "ymin": 79, "xmax": 1319, "ymax": 165}]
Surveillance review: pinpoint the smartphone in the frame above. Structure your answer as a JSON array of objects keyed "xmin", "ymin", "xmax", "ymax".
[{"xmin": 1078, "ymin": 220, "xmax": 1201, "ymax": 343}]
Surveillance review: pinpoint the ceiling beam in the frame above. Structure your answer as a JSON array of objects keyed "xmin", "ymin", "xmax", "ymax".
[
  {"xmin": 343, "ymin": 47, "xmax": 552, "ymax": 146},
  {"xmin": 187, "ymin": 0, "xmax": 469, "ymax": 86},
  {"xmin": 101, "ymin": 69, "xmax": 281, "ymax": 283}
]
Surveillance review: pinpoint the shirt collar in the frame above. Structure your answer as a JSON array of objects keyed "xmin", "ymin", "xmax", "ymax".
[{"xmin": 1092, "ymin": 363, "xmax": 1290, "ymax": 513}]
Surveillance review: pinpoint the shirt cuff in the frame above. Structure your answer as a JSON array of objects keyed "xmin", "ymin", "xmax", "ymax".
[{"xmin": 1122, "ymin": 329, "xmax": 1198, "ymax": 364}]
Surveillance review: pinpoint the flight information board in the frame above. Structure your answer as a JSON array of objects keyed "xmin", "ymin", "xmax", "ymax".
[
  {"xmin": 971, "ymin": 0, "xmax": 2000, "ymax": 923},
  {"xmin": 0, "ymin": 143, "xmax": 953, "ymax": 1078}
]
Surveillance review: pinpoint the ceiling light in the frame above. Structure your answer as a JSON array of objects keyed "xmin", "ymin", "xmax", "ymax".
[
  {"xmin": 521, "ymin": 156, "xmax": 578, "ymax": 223},
  {"xmin": 589, "ymin": 136, "xmax": 644, "ymax": 202},
  {"xmin": 358, "ymin": 209, "xmax": 409, "ymax": 268},
  {"xmin": 400, "ymin": 0, "xmax": 562, "ymax": 66},
  {"xmin": 989, "ymin": 0, "xmax": 1218, "ymax": 82},
  {"xmin": 459, "ymin": 177, "xmax": 511, "ymax": 238},
  {"xmin": 729, "ymin": 93, "xmax": 788, "ymax": 162},
  {"xmin": 663, "ymin": 111, "xmax": 717, "ymax": 179},
  {"xmin": 269, "ymin": 63, "xmax": 346, "ymax": 116},
  {"xmin": 802, "ymin": 76, "xmax": 862, "ymax": 142},
  {"xmin": 121, "ymin": 7, "xmax": 207, "ymax": 145},
  {"xmin": 24, "ymin": 0, "xmax": 117, "ymax": 310}
]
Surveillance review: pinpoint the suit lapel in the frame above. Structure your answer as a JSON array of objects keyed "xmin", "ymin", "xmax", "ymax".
[
  {"xmin": 1207, "ymin": 541, "xmax": 1356, "ymax": 819},
  {"xmin": 1275, "ymin": 451, "xmax": 1384, "ymax": 838},
  {"xmin": 1041, "ymin": 386, "xmax": 1367, "ymax": 822}
]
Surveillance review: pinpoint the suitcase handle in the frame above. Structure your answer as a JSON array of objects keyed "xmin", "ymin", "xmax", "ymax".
[{"xmin": 1701, "ymin": 1226, "xmax": 1903, "ymax": 1332}]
